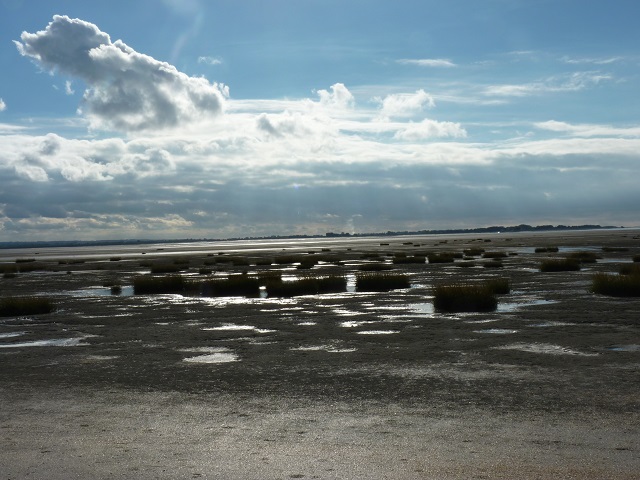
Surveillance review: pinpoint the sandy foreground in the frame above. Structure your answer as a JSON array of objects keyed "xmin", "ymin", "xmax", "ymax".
[{"xmin": 0, "ymin": 229, "xmax": 639, "ymax": 479}]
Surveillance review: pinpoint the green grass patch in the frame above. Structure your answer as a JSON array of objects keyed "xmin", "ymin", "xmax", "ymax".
[
  {"xmin": 356, "ymin": 273, "xmax": 410, "ymax": 292},
  {"xmin": 0, "ymin": 297, "xmax": 55, "ymax": 317},
  {"xmin": 592, "ymin": 273, "xmax": 640, "ymax": 297},
  {"xmin": 540, "ymin": 259, "xmax": 581, "ymax": 272},
  {"xmin": 133, "ymin": 275, "xmax": 186, "ymax": 294},
  {"xmin": 433, "ymin": 283, "xmax": 498, "ymax": 313}
]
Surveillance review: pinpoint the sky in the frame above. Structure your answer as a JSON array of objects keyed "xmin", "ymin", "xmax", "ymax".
[{"xmin": 0, "ymin": 0, "xmax": 639, "ymax": 241}]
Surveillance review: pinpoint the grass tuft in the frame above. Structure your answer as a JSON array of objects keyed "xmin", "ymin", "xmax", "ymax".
[
  {"xmin": 592, "ymin": 273, "xmax": 640, "ymax": 297},
  {"xmin": 200, "ymin": 276, "xmax": 260, "ymax": 297},
  {"xmin": 567, "ymin": 251, "xmax": 599, "ymax": 263},
  {"xmin": 535, "ymin": 246, "xmax": 559, "ymax": 253},
  {"xmin": 619, "ymin": 263, "xmax": 640, "ymax": 276},
  {"xmin": 133, "ymin": 275, "xmax": 185, "ymax": 294},
  {"xmin": 540, "ymin": 259, "xmax": 581, "ymax": 272},
  {"xmin": 356, "ymin": 273, "xmax": 410, "ymax": 292},
  {"xmin": 266, "ymin": 275, "xmax": 346, "ymax": 297},
  {"xmin": 358, "ymin": 263, "xmax": 392, "ymax": 272},
  {"xmin": 392, "ymin": 255, "xmax": 425, "ymax": 264},
  {"xmin": 149, "ymin": 263, "xmax": 185, "ymax": 274},
  {"xmin": 433, "ymin": 283, "xmax": 498, "ymax": 312}
]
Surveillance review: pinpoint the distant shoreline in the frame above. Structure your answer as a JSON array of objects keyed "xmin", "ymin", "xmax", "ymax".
[{"xmin": 0, "ymin": 223, "xmax": 629, "ymax": 250}]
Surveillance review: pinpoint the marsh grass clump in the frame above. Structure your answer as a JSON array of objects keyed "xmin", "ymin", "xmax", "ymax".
[
  {"xmin": 356, "ymin": 273, "xmax": 410, "ymax": 292},
  {"xmin": 485, "ymin": 277, "xmax": 511, "ymax": 294},
  {"xmin": 567, "ymin": 251, "xmax": 599, "ymax": 263},
  {"xmin": 392, "ymin": 255, "xmax": 426, "ymax": 264},
  {"xmin": 619, "ymin": 264, "xmax": 640, "ymax": 276},
  {"xmin": 592, "ymin": 273, "xmax": 640, "ymax": 297},
  {"xmin": 457, "ymin": 261, "xmax": 476, "ymax": 268},
  {"xmin": 1, "ymin": 264, "xmax": 18, "ymax": 275},
  {"xmin": 427, "ymin": 253, "xmax": 455, "ymax": 264},
  {"xmin": 463, "ymin": 248, "xmax": 485, "ymax": 257},
  {"xmin": 109, "ymin": 257, "xmax": 122, "ymax": 262},
  {"xmin": 358, "ymin": 263, "xmax": 392, "ymax": 272},
  {"xmin": 15, "ymin": 258, "xmax": 36, "ymax": 264},
  {"xmin": 296, "ymin": 257, "xmax": 318, "ymax": 270},
  {"xmin": 482, "ymin": 251, "xmax": 507, "ymax": 259},
  {"xmin": 149, "ymin": 263, "xmax": 184, "ymax": 274},
  {"xmin": 539, "ymin": 258, "xmax": 581, "ymax": 272},
  {"xmin": 602, "ymin": 246, "xmax": 629, "ymax": 253},
  {"xmin": 274, "ymin": 255, "xmax": 303, "ymax": 265},
  {"xmin": 265, "ymin": 275, "xmax": 346, "ymax": 297},
  {"xmin": 198, "ymin": 268, "xmax": 213, "ymax": 275},
  {"xmin": 483, "ymin": 260, "xmax": 503, "ymax": 269},
  {"xmin": 16, "ymin": 262, "xmax": 47, "ymax": 273},
  {"xmin": 0, "ymin": 297, "xmax": 55, "ymax": 317},
  {"xmin": 433, "ymin": 283, "xmax": 498, "ymax": 313},
  {"xmin": 200, "ymin": 276, "xmax": 260, "ymax": 297},
  {"xmin": 255, "ymin": 258, "xmax": 273, "ymax": 266},
  {"xmin": 133, "ymin": 275, "xmax": 185, "ymax": 295},
  {"xmin": 632, "ymin": 254, "xmax": 640, "ymax": 263},
  {"xmin": 535, "ymin": 247, "xmax": 559, "ymax": 253}
]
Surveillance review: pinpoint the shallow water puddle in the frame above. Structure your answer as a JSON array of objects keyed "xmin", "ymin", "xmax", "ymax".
[
  {"xmin": 0, "ymin": 331, "xmax": 25, "ymax": 339},
  {"xmin": 332, "ymin": 307, "xmax": 367, "ymax": 316},
  {"xmin": 340, "ymin": 320, "xmax": 377, "ymax": 328},
  {"xmin": 410, "ymin": 303, "xmax": 435, "ymax": 315},
  {"xmin": 356, "ymin": 330, "xmax": 399, "ymax": 335},
  {"xmin": 496, "ymin": 343, "xmax": 598, "ymax": 356},
  {"xmin": 606, "ymin": 344, "xmax": 640, "ymax": 352},
  {"xmin": 474, "ymin": 328, "xmax": 518, "ymax": 334},
  {"xmin": 291, "ymin": 344, "xmax": 357, "ymax": 353},
  {"xmin": 82, "ymin": 354, "xmax": 119, "ymax": 362},
  {"xmin": 529, "ymin": 321, "xmax": 576, "ymax": 328},
  {"xmin": 497, "ymin": 298, "xmax": 556, "ymax": 312},
  {"xmin": 203, "ymin": 323, "xmax": 276, "ymax": 334},
  {"xmin": 0, "ymin": 336, "xmax": 92, "ymax": 348},
  {"xmin": 69, "ymin": 286, "xmax": 134, "ymax": 297},
  {"xmin": 180, "ymin": 346, "xmax": 239, "ymax": 363},
  {"xmin": 183, "ymin": 352, "xmax": 239, "ymax": 364}
]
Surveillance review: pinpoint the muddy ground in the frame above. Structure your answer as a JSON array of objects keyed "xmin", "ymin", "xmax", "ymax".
[{"xmin": 0, "ymin": 229, "xmax": 639, "ymax": 479}]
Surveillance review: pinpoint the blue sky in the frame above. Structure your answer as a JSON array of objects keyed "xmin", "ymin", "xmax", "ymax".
[{"xmin": 0, "ymin": 0, "xmax": 639, "ymax": 240}]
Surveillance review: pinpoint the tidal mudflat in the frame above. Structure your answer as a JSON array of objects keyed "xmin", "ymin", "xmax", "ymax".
[{"xmin": 1, "ymin": 229, "xmax": 639, "ymax": 479}]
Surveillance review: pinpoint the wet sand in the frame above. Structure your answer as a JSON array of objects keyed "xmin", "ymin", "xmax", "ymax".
[{"xmin": 1, "ymin": 229, "xmax": 639, "ymax": 478}]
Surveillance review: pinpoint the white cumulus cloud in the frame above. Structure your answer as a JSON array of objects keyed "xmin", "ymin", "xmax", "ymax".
[
  {"xmin": 317, "ymin": 83, "xmax": 355, "ymax": 109},
  {"xmin": 198, "ymin": 56, "xmax": 222, "ymax": 65},
  {"xmin": 376, "ymin": 89, "xmax": 435, "ymax": 120},
  {"xmin": 0, "ymin": 98, "xmax": 6, "ymax": 111},
  {"xmin": 394, "ymin": 119, "xmax": 467, "ymax": 141},
  {"xmin": 397, "ymin": 58, "xmax": 456, "ymax": 68},
  {"xmin": 15, "ymin": 15, "xmax": 228, "ymax": 132}
]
